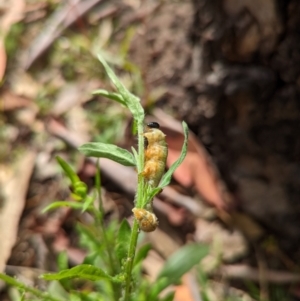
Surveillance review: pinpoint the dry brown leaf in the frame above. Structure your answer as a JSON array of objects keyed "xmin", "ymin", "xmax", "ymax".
[
  {"xmin": 21, "ymin": 0, "xmax": 103, "ymax": 69},
  {"xmin": 0, "ymin": 150, "xmax": 36, "ymax": 272},
  {"xmin": 0, "ymin": 90, "xmax": 32, "ymax": 111},
  {"xmin": 0, "ymin": 0, "xmax": 25, "ymax": 80},
  {"xmin": 0, "ymin": 41, "xmax": 6, "ymax": 81}
]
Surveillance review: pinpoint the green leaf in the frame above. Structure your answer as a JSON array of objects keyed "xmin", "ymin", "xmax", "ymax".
[
  {"xmin": 148, "ymin": 277, "xmax": 170, "ymax": 301},
  {"xmin": 0, "ymin": 274, "xmax": 63, "ymax": 301},
  {"xmin": 159, "ymin": 121, "xmax": 189, "ymax": 188},
  {"xmin": 43, "ymin": 201, "xmax": 92, "ymax": 213},
  {"xmin": 144, "ymin": 187, "xmax": 161, "ymax": 205},
  {"xmin": 47, "ymin": 281, "xmax": 69, "ymax": 301},
  {"xmin": 116, "ymin": 219, "xmax": 131, "ymax": 263},
  {"xmin": 97, "ymin": 54, "xmax": 144, "ymax": 122},
  {"xmin": 41, "ymin": 264, "xmax": 120, "ymax": 283},
  {"xmin": 92, "ymin": 89, "xmax": 126, "ymax": 106},
  {"xmin": 160, "ymin": 291, "xmax": 175, "ymax": 301},
  {"xmin": 57, "ymin": 251, "xmax": 68, "ymax": 271},
  {"xmin": 82, "ymin": 196, "xmax": 95, "ymax": 213},
  {"xmin": 56, "ymin": 156, "xmax": 79, "ymax": 186},
  {"xmin": 79, "ymin": 142, "xmax": 136, "ymax": 166},
  {"xmin": 154, "ymin": 244, "xmax": 209, "ymax": 295},
  {"xmin": 73, "ymin": 181, "xmax": 88, "ymax": 199},
  {"xmin": 134, "ymin": 243, "xmax": 151, "ymax": 267},
  {"xmin": 131, "ymin": 146, "xmax": 138, "ymax": 166}
]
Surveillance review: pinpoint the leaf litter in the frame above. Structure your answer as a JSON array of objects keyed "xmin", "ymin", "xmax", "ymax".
[{"xmin": 0, "ymin": 1, "xmax": 298, "ymax": 300}]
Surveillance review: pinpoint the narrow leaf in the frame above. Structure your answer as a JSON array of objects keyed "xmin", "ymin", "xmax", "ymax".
[
  {"xmin": 131, "ymin": 147, "xmax": 139, "ymax": 168},
  {"xmin": 134, "ymin": 243, "xmax": 151, "ymax": 267},
  {"xmin": 79, "ymin": 142, "xmax": 136, "ymax": 166},
  {"xmin": 56, "ymin": 156, "xmax": 79, "ymax": 185},
  {"xmin": 159, "ymin": 121, "xmax": 189, "ymax": 188},
  {"xmin": 156, "ymin": 244, "xmax": 209, "ymax": 290},
  {"xmin": 161, "ymin": 291, "xmax": 175, "ymax": 301},
  {"xmin": 148, "ymin": 277, "xmax": 170, "ymax": 301},
  {"xmin": 116, "ymin": 219, "xmax": 131, "ymax": 262},
  {"xmin": 0, "ymin": 274, "xmax": 63, "ymax": 301},
  {"xmin": 149, "ymin": 244, "xmax": 208, "ymax": 300},
  {"xmin": 41, "ymin": 264, "xmax": 120, "ymax": 283},
  {"xmin": 92, "ymin": 89, "xmax": 126, "ymax": 106},
  {"xmin": 43, "ymin": 201, "xmax": 92, "ymax": 213},
  {"xmin": 82, "ymin": 196, "xmax": 95, "ymax": 213},
  {"xmin": 57, "ymin": 251, "xmax": 69, "ymax": 271},
  {"xmin": 97, "ymin": 54, "xmax": 144, "ymax": 122}
]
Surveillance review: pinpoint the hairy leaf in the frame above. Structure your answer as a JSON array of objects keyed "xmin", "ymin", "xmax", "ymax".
[
  {"xmin": 41, "ymin": 264, "xmax": 120, "ymax": 283},
  {"xmin": 0, "ymin": 274, "xmax": 62, "ymax": 301},
  {"xmin": 97, "ymin": 54, "xmax": 144, "ymax": 122},
  {"xmin": 79, "ymin": 142, "xmax": 136, "ymax": 166},
  {"xmin": 159, "ymin": 121, "xmax": 189, "ymax": 188},
  {"xmin": 116, "ymin": 219, "xmax": 131, "ymax": 263},
  {"xmin": 92, "ymin": 89, "xmax": 126, "ymax": 106}
]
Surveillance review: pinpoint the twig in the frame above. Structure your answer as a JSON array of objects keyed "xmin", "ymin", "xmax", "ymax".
[{"xmin": 216, "ymin": 264, "xmax": 300, "ymax": 284}]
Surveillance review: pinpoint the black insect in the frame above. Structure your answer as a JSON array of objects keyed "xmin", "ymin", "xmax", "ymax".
[{"xmin": 147, "ymin": 122, "xmax": 160, "ymax": 129}]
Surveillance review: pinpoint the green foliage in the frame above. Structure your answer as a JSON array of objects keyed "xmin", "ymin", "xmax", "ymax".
[
  {"xmin": 5, "ymin": 23, "xmax": 24, "ymax": 59},
  {"xmin": 133, "ymin": 243, "xmax": 152, "ymax": 267},
  {"xmin": 158, "ymin": 121, "xmax": 189, "ymax": 189},
  {"xmin": 97, "ymin": 54, "xmax": 144, "ymax": 122},
  {"xmin": 79, "ymin": 143, "xmax": 136, "ymax": 166},
  {"xmin": 116, "ymin": 220, "xmax": 132, "ymax": 263},
  {"xmin": 156, "ymin": 244, "xmax": 209, "ymax": 286},
  {"xmin": 0, "ymin": 274, "xmax": 62, "ymax": 301},
  {"xmin": 42, "ymin": 201, "xmax": 92, "ymax": 213},
  {"xmin": 56, "ymin": 156, "xmax": 88, "ymax": 201},
  {"xmin": 0, "ymin": 55, "xmax": 200, "ymax": 301},
  {"xmin": 92, "ymin": 89, "xmax": 126, "ymax": 106},
  {"xmin": 149, "ymin": 244, "xmax": 209, "ymax": 300},
  {"xmin": 41, "ymin": 264, "xmax": 121, "ymax": 283}
]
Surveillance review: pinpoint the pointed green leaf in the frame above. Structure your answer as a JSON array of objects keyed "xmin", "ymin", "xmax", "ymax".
[
  {"xmin": 56, "ymin": 156, "xmax": 79, "ymax": 185},
  {"xmin": 155, "ymin": 244, "xmax": 209, "ymax": 293},
  {"xmin": 98, "ymin": 54, "xmax": 144, "ymax": 122},
  {"xmin": 149, "ymin": 244, "xmax": 209, "ymax": 299},
  {"xmin": 116, "ymin": 219, "xmax": 131, "ymax": 262},
  {"xmin": 82, "ymin": 196, "xmax": 95, "ymax": 213},
  {"xmin": 47, "ymin": 281, "xmax": 69, "ymax": 301},
  {"xmin": 79, "ymin": 142, "xmax": 136, "ymax": 166},
  {"xmin": 41, "ymin": 264, "xmax": 121, "ymax": 283},
  {"xmin": 159, "ymin": 121, "xmax": 189, "ymax": 188},
  {"xmin": 160, "ymin": 291, "xmax": 175, "ymax": 301},
  {"xmin": 131, "ymin": 146, "xmax": 138, "ymax": 166},
  {"xmin": 134, "ymin": 243, "xmax": 151, "ymax": 267},
  {"xmin": 43, "ymin": 201, "xmax": 92, "ymax": 213},
  {"xmin": 148, "ymin": 277, "xmax": 170, "ymax": 301},
  {"xmin": 92, "ymin": 89, "xmax": 126, "ymax": 106},
  {"xmin": 0, "ymin": 274, "xmax": 63, "ymax": 301},
  {"xmin": 57, "ymin": 251, "xmax": 68, "ymax": 271}
]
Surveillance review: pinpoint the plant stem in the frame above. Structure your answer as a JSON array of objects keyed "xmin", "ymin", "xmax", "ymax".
[
  {"xmin": 123, "ymin": 120, "xmax": 145, "ymax": 301},
  {"xmin": 123, "ymin": 220, "xmax": 140, "ymax": 300},
  {"xmin": 95, "ymin": 162, "xmax": 120, "ymax": 300},
  {"xmin": 136, "ymin": 120, "xmax": 145, "ymax": 207}
]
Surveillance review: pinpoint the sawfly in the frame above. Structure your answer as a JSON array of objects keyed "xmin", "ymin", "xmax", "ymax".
[
  {"xmin": 142, "ymin": 122, "xmax": 168, "ymax": 187},
  {"xmin": 133, "ymin": 122, "xmax": 168, "ymax": 232}
]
